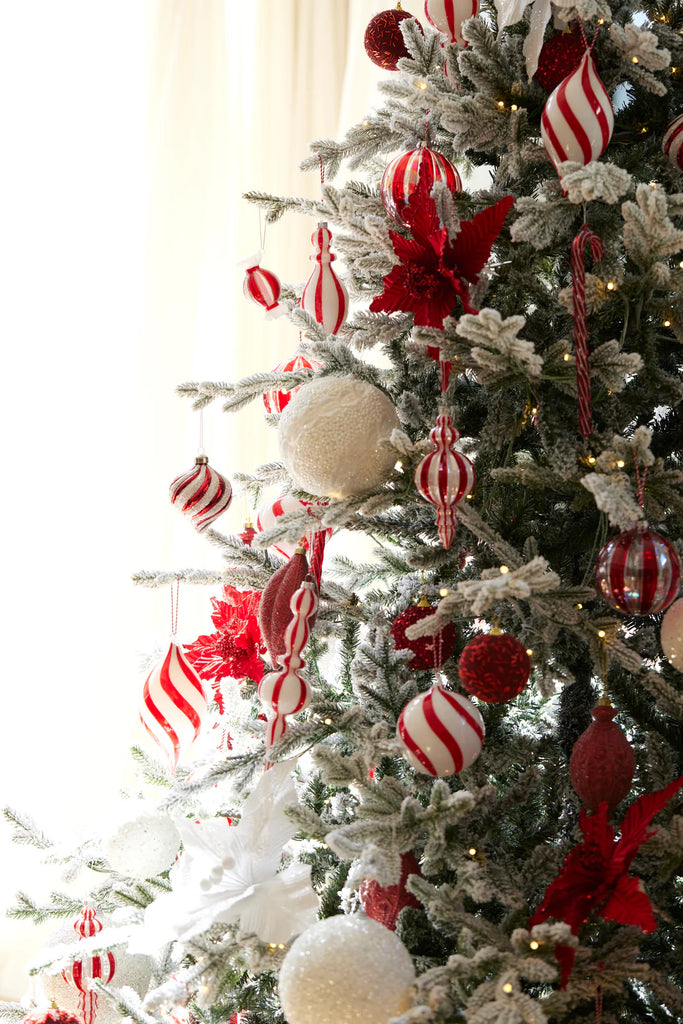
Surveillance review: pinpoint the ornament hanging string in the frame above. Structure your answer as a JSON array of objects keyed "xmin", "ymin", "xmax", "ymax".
[
  {"xmin": 319, "ymin": 155, "xmax": 325, "ymax": 185},
  {"xmin": 633, "ymin": 451, "xmax": 648, "ymax": 507},
  {"xmin": 198, "ymin": 409, "xmax": 205, "ymax": 456},
  {"xmin": 170, "ymin": 576, "xmax": 180, "ymax": 639},
  {"xmin": 259, "ymin": 209, "xmax": 267, "ymax": 252},
  {"xmin": 578, "ymin": 18, "xmax": 601, "ymax": 53},
  {"xmin": 570, "ymin": 223, "xmax": 604, "ymax": 435}
]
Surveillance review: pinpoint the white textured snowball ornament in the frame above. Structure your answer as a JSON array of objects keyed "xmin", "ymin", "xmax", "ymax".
[
  {"xmin": 278, "ymin": 376, "xmax": 400, "ymax": 498},
  {"xmin": 661, "ymin": 598, "xmax": 683, "ymax": 670},
  {"xmin": 279, "ymin": 914, "xmax": 415, "ymax": 1024},
  {"xmin": 105, "ymin": 807, "xmax": 181, "ymax": 879}
]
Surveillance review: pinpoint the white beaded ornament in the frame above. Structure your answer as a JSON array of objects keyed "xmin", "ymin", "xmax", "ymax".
[
  {"xmin": 105, "ymin": 808, "xmax": 181, "ymax": 879},
  {"xmin": 541, "ymin": 50, "xmax": 614, "ymax": 173},
  {"xmin": 397, "ymin": 682, "xmax": 484, "ymax": 776}
]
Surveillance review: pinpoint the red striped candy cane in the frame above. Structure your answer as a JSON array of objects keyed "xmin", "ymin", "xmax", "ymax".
[{"xmin": 571, "ymin": 223, "xmax": 604, "ymax": 436}]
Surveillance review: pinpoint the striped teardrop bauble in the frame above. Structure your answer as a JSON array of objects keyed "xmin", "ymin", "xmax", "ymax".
[
  {"xmin": 541, "ymin": 50, "xmax": 614, "ymax": 172},
  {"xmin": 381, "ymin": 145, "xmax": 462, "ymax": 225},
  {"xmin": 301, "ymin": 223, "xmax": 348, "ymax": 335},
  {"xmin": 140, "ymin": 642, "xmax": 207, "ymax": 770},
  {"xmin": 397, "ymin": 683, "xmax": 484, "ymax": 776},
  {"xmin": 244, "ymin": 262, "xmax": 281, "ymax": 312},
  {"xmin": 263, "ymin": 353, "xmax": 322, "ymax": 414},
  {"xmin": 423, "ymin": 0, "xmax": 478, "ymax": 45},
  {"xmin": 62, "ymin": 906, "xmax": 116, "ymax": 1024},
  {"xmin": 663, "ymin": 113, "xmax": 683, "ymax": 171},
  {"xmin": 595, "ymin": 524, "xmax": 681, "ymax": 616},
  {"xmin": 414, "ymin": 413, "xmax": 475, "ymax": 549},
  {"xmin": 169, "ymin": 456, "xmax": 232, "ymax": 532}
]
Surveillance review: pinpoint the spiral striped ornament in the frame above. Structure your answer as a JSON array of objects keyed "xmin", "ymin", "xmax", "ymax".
[
  {"xmin": 424, "ymin": 0, "xmax": 478, "ymax": 45},
  {"xmin": 243, "ymin": 261, "xmax": 281, "ymax": 313},
  {"xmin": 256, "ymin": 493, "xmax": 331, "ymax": 559},
  {"xmin": 414, "ymin": 413, "xmax": 475, "ymax": 549},
  {"xmin": 541, "ymin": 50, "xmax": 614, "ymax": 172},
  {"xmin": 263, "ymin": 353, "xmax": 322, "ymax": 414},
  {"xmin": 140, "ymin": 642, "xmax": 207, "ymax": 770},
  {"xmin": 381, "ymin": 145, "xmax": 462, "ymax": 225},
  {"xmin": 663, "ymin": 113, "xmax": 683, "ymax": 171},
  {"xmin": 571, "ymin": 223, "xmax": 604, "ymax": 436},
  {"xmin": 62, "ymin": 906, "xmax": 116, "ymax": 1024},
  {"xmin": 300, "ymin": 223, "xmax": 349, "ymax": 335},
  {"xmin": 397, "ymin": 683, "xmax": 484, "ymax": 776},
  {"xmin": 595, "ymin": 524, "xmax": 681, "ymax": 616},
  {"xmin": 169, "ymin": 456, "xmax": 232, "ymax": 532}
]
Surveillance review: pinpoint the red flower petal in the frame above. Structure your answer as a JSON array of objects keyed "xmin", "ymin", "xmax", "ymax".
[
  {"xmin": 600, "ymin": 874, "xmax": 657, "ymax": 933},
  {"xmin": 446, "ymin": 195, "xmax": 514, "ymax": 282}
]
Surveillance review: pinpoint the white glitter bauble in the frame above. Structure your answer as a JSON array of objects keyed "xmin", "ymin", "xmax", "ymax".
[
  {"xmin": 279, "ymin": 914, "xmax": 415, "ymax": 1024},
  {"xmin": 278, "ymin": 376, "xmax": 400, "ymax": 499},
  {"xmin": 105, "ymin": 809, "xmax": 180, "ymax": 879},
  {"xmin": 661, "ymin": 597, "xmax": 683, "ymax": 671},
  {"xmin": 40, "ymin": 948, "xmax": 153, "ymax": 1024}
]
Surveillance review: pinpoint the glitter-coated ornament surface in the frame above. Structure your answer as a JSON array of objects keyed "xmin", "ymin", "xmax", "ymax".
[
  {"xmin": 534, "ymin": 25, "xmax": 587, "ymax": 94},
  {"xmin": 61, "ymin": 906, "xmax": 116, "ymax": 1024},
  {"xmin": 256, "ymin": 493, "xmax": 329, "ymax": 559},
  {"xmin": 458, "ymin": 632, "xmax": 531, "ymax": 703},
  {"xmin": 381, "ymin": 145, "xmax": 461, "ymax": 225},
  {"xmin": 661, "ymin": 597, "xmax": 683, "ymax": 670},
  {"xmin": 105, "ymin": 808, "xmax": 181, "ymax": 879},
  {"xmin": 259, "ymin": 548, "xmax": 309, "ymax": 666},
  {"xmin": 398, "ymin": 682, "xmax": 484, "ymax": 775},
  {"xmin": 360, "ymin": 852, "xmax": 422, "ymax": 930},
  {"xmin": 364, "ymin": 9, "xmax": 417, "ymax": 70},
  {"xmin": 140, "ymin": 642, "xmax": 207, "ymax": 770},
  {"xmin": 541, "ymin": 50, "xmax": 614, "ymax": 173},
  {"xmin": 278, "ymin": 376, "xmax": 401, "ymax": 499},
  {"xmin": 414, "ymin": 412, "xmax": 475, "ymax": 548},
  {"xmin": 595, "ymin": 524, "xmax": 681, "ymax": 616},
  {"xmin": 569, "ymin": 702, "xmax": 635, "ymax": 812},
  {"xmin": 169, "ymin": 456, "xmax": 233, "ymax": 532},
  {"xmin": 663, "ymin": 113, "xmax": 683, "ymax": 171},
  {"xmin": 300, "ymin": 224, "xmax": 348, "ymax": 335},
  {"xmin": 424, "ymin": 0, "xmax": 478, "ymax": 45},
  {"xmin": 279, "ymin": 915, "xmax": 415, "ymax": 1024},
  {"xmin": 263, "ymin": 353, "xmax": 322, "ymax": 413},
  {"xmin": 391, "ymin": 602, "xmax": 457, "ymax": 670}
]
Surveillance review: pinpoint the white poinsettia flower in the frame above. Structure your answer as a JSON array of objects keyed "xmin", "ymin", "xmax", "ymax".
[{"xmin": 128, "ymin": 760, "xmax": 319, "ymax": 950}]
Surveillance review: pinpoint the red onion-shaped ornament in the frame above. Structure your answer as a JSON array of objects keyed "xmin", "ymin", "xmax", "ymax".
[
  {"xmin": 256, "ymin": 493, "xmax": 331, "ymax": 560},
  {"xmin": 398, "ymin": 682, "xmax": 484, "ymax": 776},
  {"xmin": 300, "ymin": 223, "xmax": 349, "ymax": 335},
  {"xmin": 569, "ymin": 701, "xmax": 635, "ymax": 812},
  {"xmin": 259, "ymin": 547, "xmax": 310, "ymax": 667},
  {"xmin": 424, "ymin": 0, "xmax": 478, "ymax": 46},
  {"xmin": 169, "ymin": 456, "xmax": 233, "ymax": 533},
  {"xmin": 414, "ymin": 413, "xmax": 475, "ymax": 549},
  {"xmin": 365, "ymin": 8, "xmax": 418, "ymax": 70},
  {"xmin": 391, "ymin": 600, "xmax": 457, "ymax": 670},
  {"xmin": 381, "ymin": 145, "xmax": 462, "ymax": 225},
  {"xmin": 458, "ymin": 632, "xmax": 531, "ymax": 703},
  {"xmin": 541, "ymin": 50, "xmax": 614, "ymax": 173},
  {"xmin": 263, "ymin": 353, "xmax": 322, "ymax": 414},
  {"xmin": 61, "ymin": 906, "xmax": 115, "ymax": 1024},
  {"xmin": 360, "ymin": 852, "xmax": 422, "ymax": 930},
  {"xmin": 243, "ymin": 252, "xmax": 281, "ymax": 315},
  {"xmin": 663, "ymin": 113, "xmax": 683, "ymax": 172},
  {"xmin": 595, "ymin": 523, "xmax": 681, "ymax": 616},
  {"xmin": 140, "ymin": 642, "xmax": 207, "ymax": 771}
]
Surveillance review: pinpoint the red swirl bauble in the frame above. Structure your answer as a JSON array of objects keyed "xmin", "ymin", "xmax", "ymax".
[
  {"xmin": 364, "ymin": 9, "xmax": 421, "ymax": 70},
  {"xmin": 391, "ymin": 603, "xmax": 457, "ymax": 671},
  {"xmin": 360, "ymin": 852, "xmax": 422, "ymax": 930},
  {"xmin": 595, "ymin": 524, "xmax": 681, "ymax": 616},
  {"xmin": 569, "ymin": 703, "xmax": 635, "ymax": 812},
  {"xmin": 534, "ymin": 25, "xmax": 586, "ymax": 94},
  {"xmin": 458, "ymin": 632, "xmax": 530, "ymax": 703}
]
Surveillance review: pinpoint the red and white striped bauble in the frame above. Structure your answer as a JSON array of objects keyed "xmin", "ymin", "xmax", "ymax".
[
  {"xmin": 663, "ymin": 113, "xmax": 683, "ymax": 171},
  {"xmin": 263, "ymin": 353, "xmax": 322, "ymax": 414},
  {"xmin": 414, "ymin": 413, "xmax": 475, "ymax": 549},
  {"xmin": 595, "ymin": 523, "xmax": 681, "ymax": 616},
  {"xmin": 424, "ymin": 0, "xmax": 478, "ymax": 45},
  {"xmin": 381, "ymin": 145, "xmax": 462, "ymax": 225},
  {"xmin": 397, "ymin": 683, "xmax": 484, "ymax": 776},
  {"xmin": 140, "ymin": 643, "xmax": 207, "ymax": 771},
  {"xmin": 256, "ymin": 494, "xmax": 330, "ymax": 559},
  {"xmin": 62, "ymin": 906, "xmax": 116, "ymax": 1024},
  {"xmin": 300, "ymin": 223, "xmax": 348, "ymax": 335},
  {"xmin": 169, "ymin": 456, "xmax": 233, "ymax": 532},
  {"xmin": 243, "ymin": 255, "xmax": 281, "ymax": 314},
  {"xmin": 541, "ymin": 50, "xmax": 614, "ymax": 173}
]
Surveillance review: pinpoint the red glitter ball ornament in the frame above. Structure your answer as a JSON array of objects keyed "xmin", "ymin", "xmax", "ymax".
[
  {"xmin": 534, "ymin": 24, "xmax": 586, "ymax": 94},
  {"xmin": 360, "ymin": 852, "xmax": 422, "ymax": 930},
  {"xmin": 391, "ymin": 600, "xmax": 457, "ymax": 670},
  {"xmin": 570, "ymin": 701, "xmax": 635, "ymax": 812},
  {"xmin": 365, "ymin": 8, "xmax": 421, "ymax": 70},
  {"xmin": 458, "ymin": 632, "xmax": 531, "ymax": 703}
]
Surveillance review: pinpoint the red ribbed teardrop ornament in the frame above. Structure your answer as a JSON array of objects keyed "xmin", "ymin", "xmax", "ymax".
[{"xmin": 569, "ymin": 703, "xmax": 635, "ymax": 812}]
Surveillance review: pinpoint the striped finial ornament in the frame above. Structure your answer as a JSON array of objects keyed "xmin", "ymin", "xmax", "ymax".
[
  {"xmin": 397, "ymin": 682, "xmax": 484, "ymax": 776},
  {"xmin": 381, "ymin": 145, "xmax": 462, "ymax": 225},
  {"xmin": 140, "ymin": 642, "xmax": 208, "ymax": 770},
  {"xmin": 62, "ymin": 905, "xmax": 116, "ymax": 1024},
  {"xmin": 541, "ymin": 50, "xmax": 614, "ymax": 172},
  {"xmin": 414, "ymin": 413, "xmax": 475, "ymax": 549},
  {"xmin": 663, "ymin": 113, "xmax": 683, "ymax": 171},
  {"xmin": 595, "ymin": 523, "xmax": 681, "ymax": 616},
  {"xmin": 263, "ymin": 353, "xmax": 322, "ymax": 414},
  {"xmin": 169, "ymin": 456, "xmax": 232, "ymax": 532},
  {"xmin": 423, "ymin": 0, "xmax": 478, "ymax": 46},
  {"xmin": 300, "ymin": 223, "xmax": 349, "ymax": 335}
]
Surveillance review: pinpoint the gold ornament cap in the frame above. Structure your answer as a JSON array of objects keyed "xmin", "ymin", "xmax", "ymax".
[{"xmin": 195, "ymin": 454, "xmax": 209, "ymax": 465}]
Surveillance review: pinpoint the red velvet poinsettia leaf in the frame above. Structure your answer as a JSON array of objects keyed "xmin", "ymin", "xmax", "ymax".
[
  {"xmin": 600, "ymin": 873, "xmax": 657, "ymax": 933},
  {"xmin": 447, "ymin": 195, "xmax": 515, "ymax": 283},
  {"xmin": 389, "ymin": 232, "xmax": 437, "ymax": 266},
  {"xmin": 528, "ymin": 871, "xmax": 594, "ymax": 934},
  {"xmin": 579, "ymin": 803, "xmax": 616, "ymax": 859},
  {"xmin": 554, "ymin": 943, "xmax": 576, "ymax": 990},
  {"xmin": 615, "ymin": 774, "xmax": 683, "ymax": 870}
]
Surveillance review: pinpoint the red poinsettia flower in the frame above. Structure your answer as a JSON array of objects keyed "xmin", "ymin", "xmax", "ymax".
[
  {"xmin": 370, "ymin": 169, "xmax": 514, "ymax": 329},
  {"xmin": 185, "ymin": 586, "xmax": 266, "ymax": 701},
  {"xmin": 529, "ymin": 774, "xmax": 683, "ymax": 985}
]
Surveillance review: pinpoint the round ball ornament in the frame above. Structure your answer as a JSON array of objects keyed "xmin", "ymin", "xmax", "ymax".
[
  {"xmin": 458, "ymin": 632, "xmax": 531, "ymax": 703},
  {"xmin": 365, "ymin": 8, "xmax": 420, "ymax": 70},
  {"xmin": 569, "ymin": 700, "xmax": 635, "ymax": 812},
  {"xmin": 105, "ymin": 808, "xmax": 181, "ymax": 879},
  {"xmin": 279, "ymin": 914, "xmax": 415, "ymax": 1024},
  {"xmin": 534, "ymin": 25, "xmax": 586, "ymax": 94},
  {"xmin": 381, "ymin": 145, "xmax": 462, "ymax": 225},
  {"xmin": 661, "ymin": 597, "xmax": 683, "ymax": 670},
  {"xmin": 397, "ymin": 682, "xmax": 484, "ymax": 776},
  {"xmin": 424, "ymin": 0, "xmax": 478, "ymax": 46},
  {"xmin": 595, "ymin": 523, "xmax": 680, "ymax": 616},
  {"xmin": 391, "ymin": 599, "xmax": 457, "ymax": 670},
  {"xmin": 278, "ymin": 376, "xmax": 401, "ymax": 499},
  {"xmin": 263, "ymin": 353, "xmax": 322, "ymax": 414},
  {"xmin": 663, "ymin": 113, "xmax": 683, "ymax": 171},
  {"xmin": 256, "ymin": 493, "xmax": 329, "ymax": 559}
]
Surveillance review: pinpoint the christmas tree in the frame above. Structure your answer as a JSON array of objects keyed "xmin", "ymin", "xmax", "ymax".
[{"xmin": 3, "ymin": 4, "xmax": 683, "ymax": 1024}]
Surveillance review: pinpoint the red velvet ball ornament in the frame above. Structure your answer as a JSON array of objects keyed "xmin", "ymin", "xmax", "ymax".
[
  {"xmin": 534, "ymin": 25, "xmax": 586, "ymax": 94},
  {"xmin": 458, "ymin": 632, "xmax": 530, "ymax": 703},
  {"xmin": 391, "ymin": 601, "xmax": 457, "ymax": 670},
  {"xmin": 569, "ymin": 702, "xmax": 635, "ymax": 812},
  {"xmin": 364, "ymin": 9, "xmax": 420, "ymax": 70},
  {"xmin": 360, "ymin": 851, "xmax": 422, "ymax": 930}
]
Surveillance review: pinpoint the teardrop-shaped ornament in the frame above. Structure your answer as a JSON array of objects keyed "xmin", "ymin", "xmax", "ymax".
[{"xmin": 541, "ymin": 50, "xmax": 614, "ymax": 173}]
